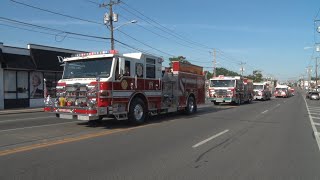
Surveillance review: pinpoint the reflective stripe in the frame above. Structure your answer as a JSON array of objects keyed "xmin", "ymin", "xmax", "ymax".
[
  {"xmin": 145, "ymin": 91, "xmax": 162, "ymax": 96},
  {"xmin": 113, "ymin": 91, "xmax": 133, "ymax": 97}
]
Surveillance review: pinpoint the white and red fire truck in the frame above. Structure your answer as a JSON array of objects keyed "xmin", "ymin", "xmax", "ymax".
[
  {"xmin": 253, "ymin": 82, "xmax": 271, "ymax": 100},
  {"xmin": 207, "ymin": 75, "xmax": 253, "ymax": 105},
  {"xmin": 274, "ymin": 85, "xmax": 291, "ymax": 98},
  {"xmin": 44, "ymin": 50, "xmax": 205, "ymax": 124}
]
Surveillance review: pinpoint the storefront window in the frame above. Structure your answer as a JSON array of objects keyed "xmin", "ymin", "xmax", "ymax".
[
  {"xmin": 17, "ymin": 71, "xmax": 29, "ymax": 99},
  {"xmin": 4, "ymin": 70, "xmax": 16, "ymax": 99},
  {"xmin": 30, "ymin": 72, "xmax": 44, "ymax": 99},
  {"xmin": 44, "ymin": 72, "xmax": 57, "ymax": 98}
]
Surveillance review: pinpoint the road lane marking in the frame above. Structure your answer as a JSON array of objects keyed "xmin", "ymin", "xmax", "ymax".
[
  {"xmin": 313, "ymin": 122, "xmax": 320, "ymax": 126},
  {"xmin": 261, "ymin": 110, "xmax": 269, "ymax": 114},
  {"xmin": 0, "ymin": 122, "xmax": 159, "ymax": 157},
  {"xmin": 0, "ymin": 122, "xmax": 77, "ymax": 133},
  {"xmin": 309, "ymin": 113, "xmax": 319, "ymax": 115},
  {"xmin": 304, "ymin": 98, "xmax": 320, "ymax": 151},
  {"xmin": 192, "ymin": 129, "xmax": 229, "ymax": 148},
  {"xmin": 0, "ymin": 116, "xmax": 55, "ymax": 123},
  {"xmin": 308, "ymin": 106, "xmax": 320, "ymax": 108},
  {"xmin": 311, "ymin": 116, "xmax": 320, "ymax": 120}
]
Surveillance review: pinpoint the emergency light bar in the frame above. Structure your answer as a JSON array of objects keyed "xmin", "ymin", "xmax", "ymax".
[{"xmin": 72, "ymin": 50, "xmax": 119, "ymax": 57}]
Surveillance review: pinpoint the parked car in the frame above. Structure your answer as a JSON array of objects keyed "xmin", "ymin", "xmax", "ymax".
[
  {"xmin": 306, "ymin": 91, "xmax": 311, "ymax": 99},
  {"xmin": 309, "ymin": 92, "xmax": 320, "ymax": 100}
]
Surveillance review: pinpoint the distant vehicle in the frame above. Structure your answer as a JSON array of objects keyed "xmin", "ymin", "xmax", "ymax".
[
  {"xmin": 306, "ymin": 91, "xmax": 312, "ymax": 99},
  {"xmin": 253, "ymin": 82, "xmax": 271, "ymax": 100},
  {"xmin": 309, "ymin": 92, "xmax": 320, "ymax": 100},
  {"xmin": 274, "ymin": 85, "xmax": 291, "ymax": 98},
  {"xmin": 207, "ymin": 75, "xmax": 253, "ymax": 105},
  {"xmin": 289, "ymin": 87, "xmax": 295, "ymax": 96}
]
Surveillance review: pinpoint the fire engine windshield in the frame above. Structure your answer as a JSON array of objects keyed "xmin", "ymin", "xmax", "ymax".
[
  {"xmin": 253, "ymin": 85, "xmax": 264, "ymax": 90},
  {"xmin": 276, "ymin": 88, "xmax": 287, "ymax": 91},
  {"xmin": 210, "ymin": 80, "xmax": 235, "ymax": 87},
  {"xmin": 63, "ymin": 58, "xmax": 113, "ymax": 79}
]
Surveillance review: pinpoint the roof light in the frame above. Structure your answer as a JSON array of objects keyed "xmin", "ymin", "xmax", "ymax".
[
  {"xmin": 71, "ymin": 51, "xmax": 112, "ymax": 57},
  {"xmin": 109, "ymin": 50, "xmax": 118, "ymax": 54}
]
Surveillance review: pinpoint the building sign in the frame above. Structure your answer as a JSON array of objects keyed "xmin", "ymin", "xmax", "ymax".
[{"xmin": 57, "ymin": 56, "xmax": 69, "ymax": 63}]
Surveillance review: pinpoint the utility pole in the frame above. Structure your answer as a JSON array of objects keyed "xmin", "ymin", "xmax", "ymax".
[
  {"xmin": 213, "ymin": 48, "xmax": 216, "ymax": 77},
  {"xmin": 307, "ymin": 66, "xmax": 312, "ymax": 90},
  {"xmin": 316, "ymin": 58, "xmax": 318, "ymax": 88},
  {"xmin": 101, "ymin": 0, "xmax": 120, "ymax": 50},
  {"xmin": 239, "ymin": 62, "xmax": 246, "ymax": 76}
]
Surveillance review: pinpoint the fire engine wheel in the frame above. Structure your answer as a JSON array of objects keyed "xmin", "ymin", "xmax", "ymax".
[
  {"xmin": 185, "ymin": 96, "xmax": 197, "ymax": 115},
  {"xmin": 129, "ymin": 98, "xmax": 147, "ymax": 125}
]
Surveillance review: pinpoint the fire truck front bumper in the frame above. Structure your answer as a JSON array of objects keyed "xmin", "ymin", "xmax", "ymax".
[
  {"xmin": 44, "ymin": 106, "xmax": 111, "ymax": 121},
  {"xmin": 254, "ymin": 95, "xmax": 263, "ymax": 100},
  {"xmin": 208, "ymin": 97, "xmax": 233, "ymax": 103}
]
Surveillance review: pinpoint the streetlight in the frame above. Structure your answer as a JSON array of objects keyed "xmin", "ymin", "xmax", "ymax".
[
  {"xmin": 114, "ymin": 20, "xmax": 137, "ymax": 31},
  {"xmin": 104, "ymin": 12, "xmax": 137, "ymax": 50}
]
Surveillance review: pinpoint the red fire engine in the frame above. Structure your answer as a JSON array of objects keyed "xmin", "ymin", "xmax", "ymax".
[
  {"xmin": 207, "ymin": 75, "xmax": 253, "ymax": 105},
  {"xmin": 44, "ymin": 51, "xmax": 205, "ymax": 124}
]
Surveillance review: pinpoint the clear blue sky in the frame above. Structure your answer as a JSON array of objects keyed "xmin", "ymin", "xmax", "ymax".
[{"xmin": 1, "ymin": 0, "xmax": 319, "ymax": 81}]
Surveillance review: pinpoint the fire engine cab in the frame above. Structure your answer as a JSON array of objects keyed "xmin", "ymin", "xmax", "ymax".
[
  {"xmin": 44, "ymin": 50, "xmax": 205, "ymax": 124},
  {"xmin": 207, "ymin": 75, "xmax": 253, "ymax": 105}
]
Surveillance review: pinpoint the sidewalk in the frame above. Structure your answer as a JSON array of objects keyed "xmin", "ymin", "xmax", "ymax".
[{"xmin": 0, "ymin": 107, "xmax": 43, "ymax": 115}]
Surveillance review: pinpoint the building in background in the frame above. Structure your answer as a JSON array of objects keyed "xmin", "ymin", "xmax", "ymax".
[{"xmin": 0, "ymin": 43, "xmax": 84, "ymax": 109}]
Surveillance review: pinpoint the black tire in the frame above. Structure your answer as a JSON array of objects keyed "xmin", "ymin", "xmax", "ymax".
[
  {"xmin": 128, "ymin": 98, "xmax": 147, "ymax": 125},
  {"xmin": 213, "ymin": 102, "xmax": 220, "ymax": 105},
  {"xmin": 185, "ymin": 96, "xmax": 197, "ymax": 115}
]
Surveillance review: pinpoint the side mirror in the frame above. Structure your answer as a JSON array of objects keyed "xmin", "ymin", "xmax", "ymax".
[{"xmin": 119, "ymin": 57, "xmax": 125, "ymax": 76}]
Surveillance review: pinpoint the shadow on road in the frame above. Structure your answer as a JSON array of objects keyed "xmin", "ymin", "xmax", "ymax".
[{"xmin": 78, "ymin": 103, "xmax": 244, "ymax": 129}]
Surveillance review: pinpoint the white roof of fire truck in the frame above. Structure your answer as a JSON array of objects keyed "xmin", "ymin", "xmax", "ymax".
[
  {"xmin": 253, "ymin": 82, "xmax": 266, "ymax": 85},
  {"xmin": 63, "ymin": 50, "xmax": 162, "ymax": 62},
  {"xmin": 276, "ymin": 84, "xmax": 289, "ymax": 88},
  {"xmin": 210, "ymin": 75, "xmax": 241, "ymax": 80}
]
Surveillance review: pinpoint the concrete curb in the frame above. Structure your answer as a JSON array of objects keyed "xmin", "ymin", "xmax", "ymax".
[{"xmin": 0, "ymin": 108, "xmax": 43, "ymax": 115}]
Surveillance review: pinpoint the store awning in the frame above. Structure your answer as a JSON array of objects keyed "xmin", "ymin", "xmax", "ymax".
[
  {"xmin": 29, "ymin": 46, "xmax": 82, "ymax": 72},
  {"xmin": 0, "ymin": 49, "xmax": 4, "ymax": 63},
  {"xmin": 2, "ymin": 53, "xmax": 36, "ymax": 70}
]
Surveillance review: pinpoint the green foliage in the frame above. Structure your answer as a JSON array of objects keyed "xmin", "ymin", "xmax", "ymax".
[
  {"xmin": 245, "ymin": 70, "xmax": 263, "ymax": 82},
  {"xmin": 169, "ymin": 56, "xmax": 191, "ymax": 66},
  {"xmin": 216, "ymin": 67, "xmax": 241, "ymax": 77}
]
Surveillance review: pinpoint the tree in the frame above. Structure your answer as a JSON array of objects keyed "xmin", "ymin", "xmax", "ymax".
[
  {"xmin": 245, "ymin": 70, "xmax": 263, "ymax": 82},
  {"xmin": 216, "ymin": 67, "xmax": 240, "ymax": 76},
  {"xmin": 169, "ymin": 56, "xmax": 191, "ymax": 66}
]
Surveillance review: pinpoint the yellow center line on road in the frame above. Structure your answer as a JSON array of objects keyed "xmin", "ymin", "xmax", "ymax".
[{"xmin": 0, "ymin": 123, "xmax": 158, "ymax": 157}]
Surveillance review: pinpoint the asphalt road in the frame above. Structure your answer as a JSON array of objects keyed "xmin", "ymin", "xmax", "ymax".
[{"xmin": 0, "ymin": 89, "xmax": 320, "ymax": 179}]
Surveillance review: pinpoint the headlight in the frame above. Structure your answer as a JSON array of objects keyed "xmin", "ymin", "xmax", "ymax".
[
  {"xmin": 87, "ymin": 99, "xmax": 97, "ymax": 108},
  {"xmin": 227, "ymin": 91, "xmax": 233, "ymax": 96},
  {"xmin": 44, "ymin": 95, "xmax": 53, "ymax": 106}
]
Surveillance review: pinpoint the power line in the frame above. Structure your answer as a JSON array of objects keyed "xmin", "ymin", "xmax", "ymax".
[
  {"xmin": 0, "ymin": 17, "xmax": 110, "ymax": 40},
  {"xmin": 120, "ymin": 1, "xmax": 213, "ymax": 50},
  {"xmin": 315, "ymin": 7, "xmax": 320, "ymax": 20},
  {"xmin": 0, "ymin": 22, "xmax": 108, "ymax": 43},
  {"xmin": 10, "ymin": 0, "xmax": 101, "ymax": 25},
  {"xmin": 9, "ymin": 0, "xmax": 179, "ymax": 58}
]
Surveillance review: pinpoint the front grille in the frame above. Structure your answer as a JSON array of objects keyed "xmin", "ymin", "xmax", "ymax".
[
  {"xmin": 216, "ymin": 89, "xmax": 227, "ymax": 96},
  {"xmin": 64, "ymin": 84, "xmax": 90, "ymax": 107}
]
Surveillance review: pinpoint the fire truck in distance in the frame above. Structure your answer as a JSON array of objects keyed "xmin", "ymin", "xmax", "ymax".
[
  {"xmin": 274, "ymin": 85, "xmax": 291, "ymax": 98},
  {"xmin": 208, "ymin": 75, "xmax": 253, "ymax": 105},
  {"xmin": 44, "ymin": 50, "xmax": 205, "ymax": 124},
  {"xmin": 253, "ymin": 82, "xmax": 271, "ymax": 100}
]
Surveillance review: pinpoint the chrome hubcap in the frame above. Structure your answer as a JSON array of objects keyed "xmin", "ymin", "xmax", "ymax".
[
  {"xmin": 134, "ymin": 104, "xmax": 143, "ymax": 120},
  {"xmin": 189, "ymin": 99, "xmax": 194, "ymax": 112}
]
